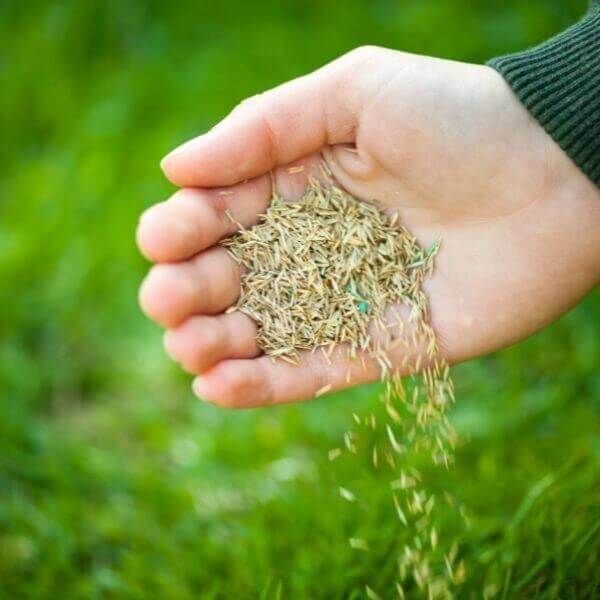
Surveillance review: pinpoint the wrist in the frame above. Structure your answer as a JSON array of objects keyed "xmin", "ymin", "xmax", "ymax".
[{"xmin": 489, "ymin": 2, "xmax": 600, "ymax": 187}]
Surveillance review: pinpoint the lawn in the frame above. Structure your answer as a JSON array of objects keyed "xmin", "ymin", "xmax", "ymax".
[{"xmin": 0, "ymin": 0, "xmax": 598, "ymax": 597}]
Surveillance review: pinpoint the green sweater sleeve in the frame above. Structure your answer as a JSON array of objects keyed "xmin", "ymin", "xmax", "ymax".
[{"xmin": 488, "ymin": 1, "xmax": 600, "ymax": 187}]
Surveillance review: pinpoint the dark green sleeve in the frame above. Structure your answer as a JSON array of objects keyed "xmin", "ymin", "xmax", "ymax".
[{"xmin": 488, "ymin": 1, "xmax": 600, "ymax": 187}]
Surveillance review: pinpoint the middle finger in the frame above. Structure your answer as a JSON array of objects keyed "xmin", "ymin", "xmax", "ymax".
[{"xmin": 139, "ymin": 246, "xmax": 242, "ymax": 327}]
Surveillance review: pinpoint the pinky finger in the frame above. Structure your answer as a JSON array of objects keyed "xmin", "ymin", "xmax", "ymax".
[{"xmin": 192, "ymin": 345, "xmax": 381, "ymax": 409}]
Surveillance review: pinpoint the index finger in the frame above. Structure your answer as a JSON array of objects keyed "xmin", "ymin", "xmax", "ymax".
[{"xmin": 160, "ymin": 51, "xmax": 365, "ymax": 188}]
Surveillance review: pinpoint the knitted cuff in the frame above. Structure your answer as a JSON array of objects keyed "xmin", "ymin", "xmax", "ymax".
[{"xmin": 489, "ymin": 1, "xmax": 600, "ymax": 187}]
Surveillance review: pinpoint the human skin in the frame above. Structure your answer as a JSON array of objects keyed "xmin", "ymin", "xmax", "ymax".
[{"xmin": 136, "ymin": 46, "xmax": 600, "ymax": 408}]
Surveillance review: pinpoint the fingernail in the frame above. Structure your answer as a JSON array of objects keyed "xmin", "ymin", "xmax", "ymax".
[
  {"xmin": 193, "ymin": 377, "xmax": 209, "ymax": 401},
  {"xmin": 160, "ymin": 147, "xmax": 184, "ymax": 171},
  {"xmin": 161, "ymin": 134, "xmax": 209, "ymax": 166}
]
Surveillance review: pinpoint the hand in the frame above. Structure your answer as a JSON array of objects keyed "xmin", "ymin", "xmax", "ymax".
[{"xmin": 137, "ymin": 46, "xmax": 600, "ymax": 408}]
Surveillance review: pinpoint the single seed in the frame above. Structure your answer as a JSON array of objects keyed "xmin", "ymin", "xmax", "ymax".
[
  {"xmin": 315, "ymin": 384, "xmax": 332, "ymax": 398},
  {"xmin": 349, "ymin": 538, "xmax": 370, "ymax": 552},
  {"xmin": 339, "ymin": 487, "xmax": 356, "ymax": 502}
]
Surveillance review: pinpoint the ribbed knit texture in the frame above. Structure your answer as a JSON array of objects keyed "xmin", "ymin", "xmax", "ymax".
[{"xmin": 489, "ymin": 1, "xmax": 600, "ymax": 187}]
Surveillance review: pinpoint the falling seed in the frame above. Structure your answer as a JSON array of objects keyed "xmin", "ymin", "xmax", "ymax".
[
  {"xmin": 395, "ymin": 582, "xmax": 406, "ymax": 599},
  {"xmin": 365, "ymin": 585, "xmax": 381, "ymax": 600},
  {"xmin": 328, "ymin": 448, "xmax": 342, "ymax": 461},
  {"xmin": 315, "ymin": 384, "xmax": 332, "ymax": 398},
  {"xmin": 219, "ymin": 174, "xmax": 459, "ymax": 595},
  {"xmin": 453, "ymin": 560, "xmax": 466, "ymax": 584},
  {"xmin": 392, "ymin": 494, "xmax": 408, "ymax": 525},
  {"xmin": 339, "ymin": 487, "xmax": 356, "ymax": 502},
  {"xmin": 430, "ymin": 527, "xmax": 438, "ymax": 550},
  {"xmin": 349, "ymin": 538, "xmax": 370, "ymax": 551}
]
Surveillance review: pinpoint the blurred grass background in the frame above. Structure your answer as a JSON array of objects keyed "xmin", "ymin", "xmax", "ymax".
[{"xmin": 1, "ymin": 0, "xmax": 598, "ymax": 598}]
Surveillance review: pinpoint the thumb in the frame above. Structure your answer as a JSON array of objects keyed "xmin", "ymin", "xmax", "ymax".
[{"xmin": 160, "ymin": 49, "xmax": 369, "ymax": 188}]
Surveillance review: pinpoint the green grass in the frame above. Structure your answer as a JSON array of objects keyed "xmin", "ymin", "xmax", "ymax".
[{"xmin": 0, "ymin": 0, "xmax": 598, "ymax": 597}]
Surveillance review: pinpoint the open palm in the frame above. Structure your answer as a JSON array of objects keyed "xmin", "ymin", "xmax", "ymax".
[{"xmin": 137, "ymin": 47, "xmax": 600, "ymax": 407}]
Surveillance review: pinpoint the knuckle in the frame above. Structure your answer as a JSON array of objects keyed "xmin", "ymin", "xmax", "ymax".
[
  {"xmin": 219, "ymin": 251, "xmax": 243, "ymax": 300},
  {"xmin": 214, "ymin": 367, "xmax": 248, "ymax": 408},
  {"xmin": 209, "ymin": 191, "xmax": 235, "ymax": 234},
  {"xmin": 345, "ymin": 45, "xmax": 384, "ymax": 65},
  {"xmin": 232, "ymin": 93, "xmax": 262, "ymax": 115},
  {"xmin": 254, "ymin": 101, "xmax": 280, "ymax": 165},
  {"xmin": 173, "ymin": 189, "xmax": 226, "ymax": 243},
  {"xmin": 200, "ymin": 321, "xmax": 222, "ymax": 351},
  {"xmin": 329, "ymin": 45, "xmax": 387, "ymax": 103},
  {"xmin": 193, "ymin": 330, "xmax": 221, "ymax": 369},
  {"xmin": 232, "ymin": 369, "xmax": 256, "ymax": 403},
  {"xmin": 168, "ymin": 188, "xmax": 195, "ymax": 212},
  {"xmin": 232, "ymin": 91, "xmax": 279, "ymax": 164},
  {"xmin": 165, "ymin": 319, "xmax": 220, "ymax": 374},
  {"xmin": 230, "ymin": 91, "xmax": 281, "ymax": 165},
  {"xmin": 227, "ymin": 312, "xmax": 258, "ymax": 355},
  {"xmin": 219, "ymin": 362, "xmax": 273, "ymax": 409}
]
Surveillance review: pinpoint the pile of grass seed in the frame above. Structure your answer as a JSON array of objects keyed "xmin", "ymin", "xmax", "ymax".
[
  {"xmin": 223, "ymin": 178, "xmax": 436, "ymax": 367},
  {"xmin": 222, "ymin": 176, "xmax": 459, "ymax": 598}
]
